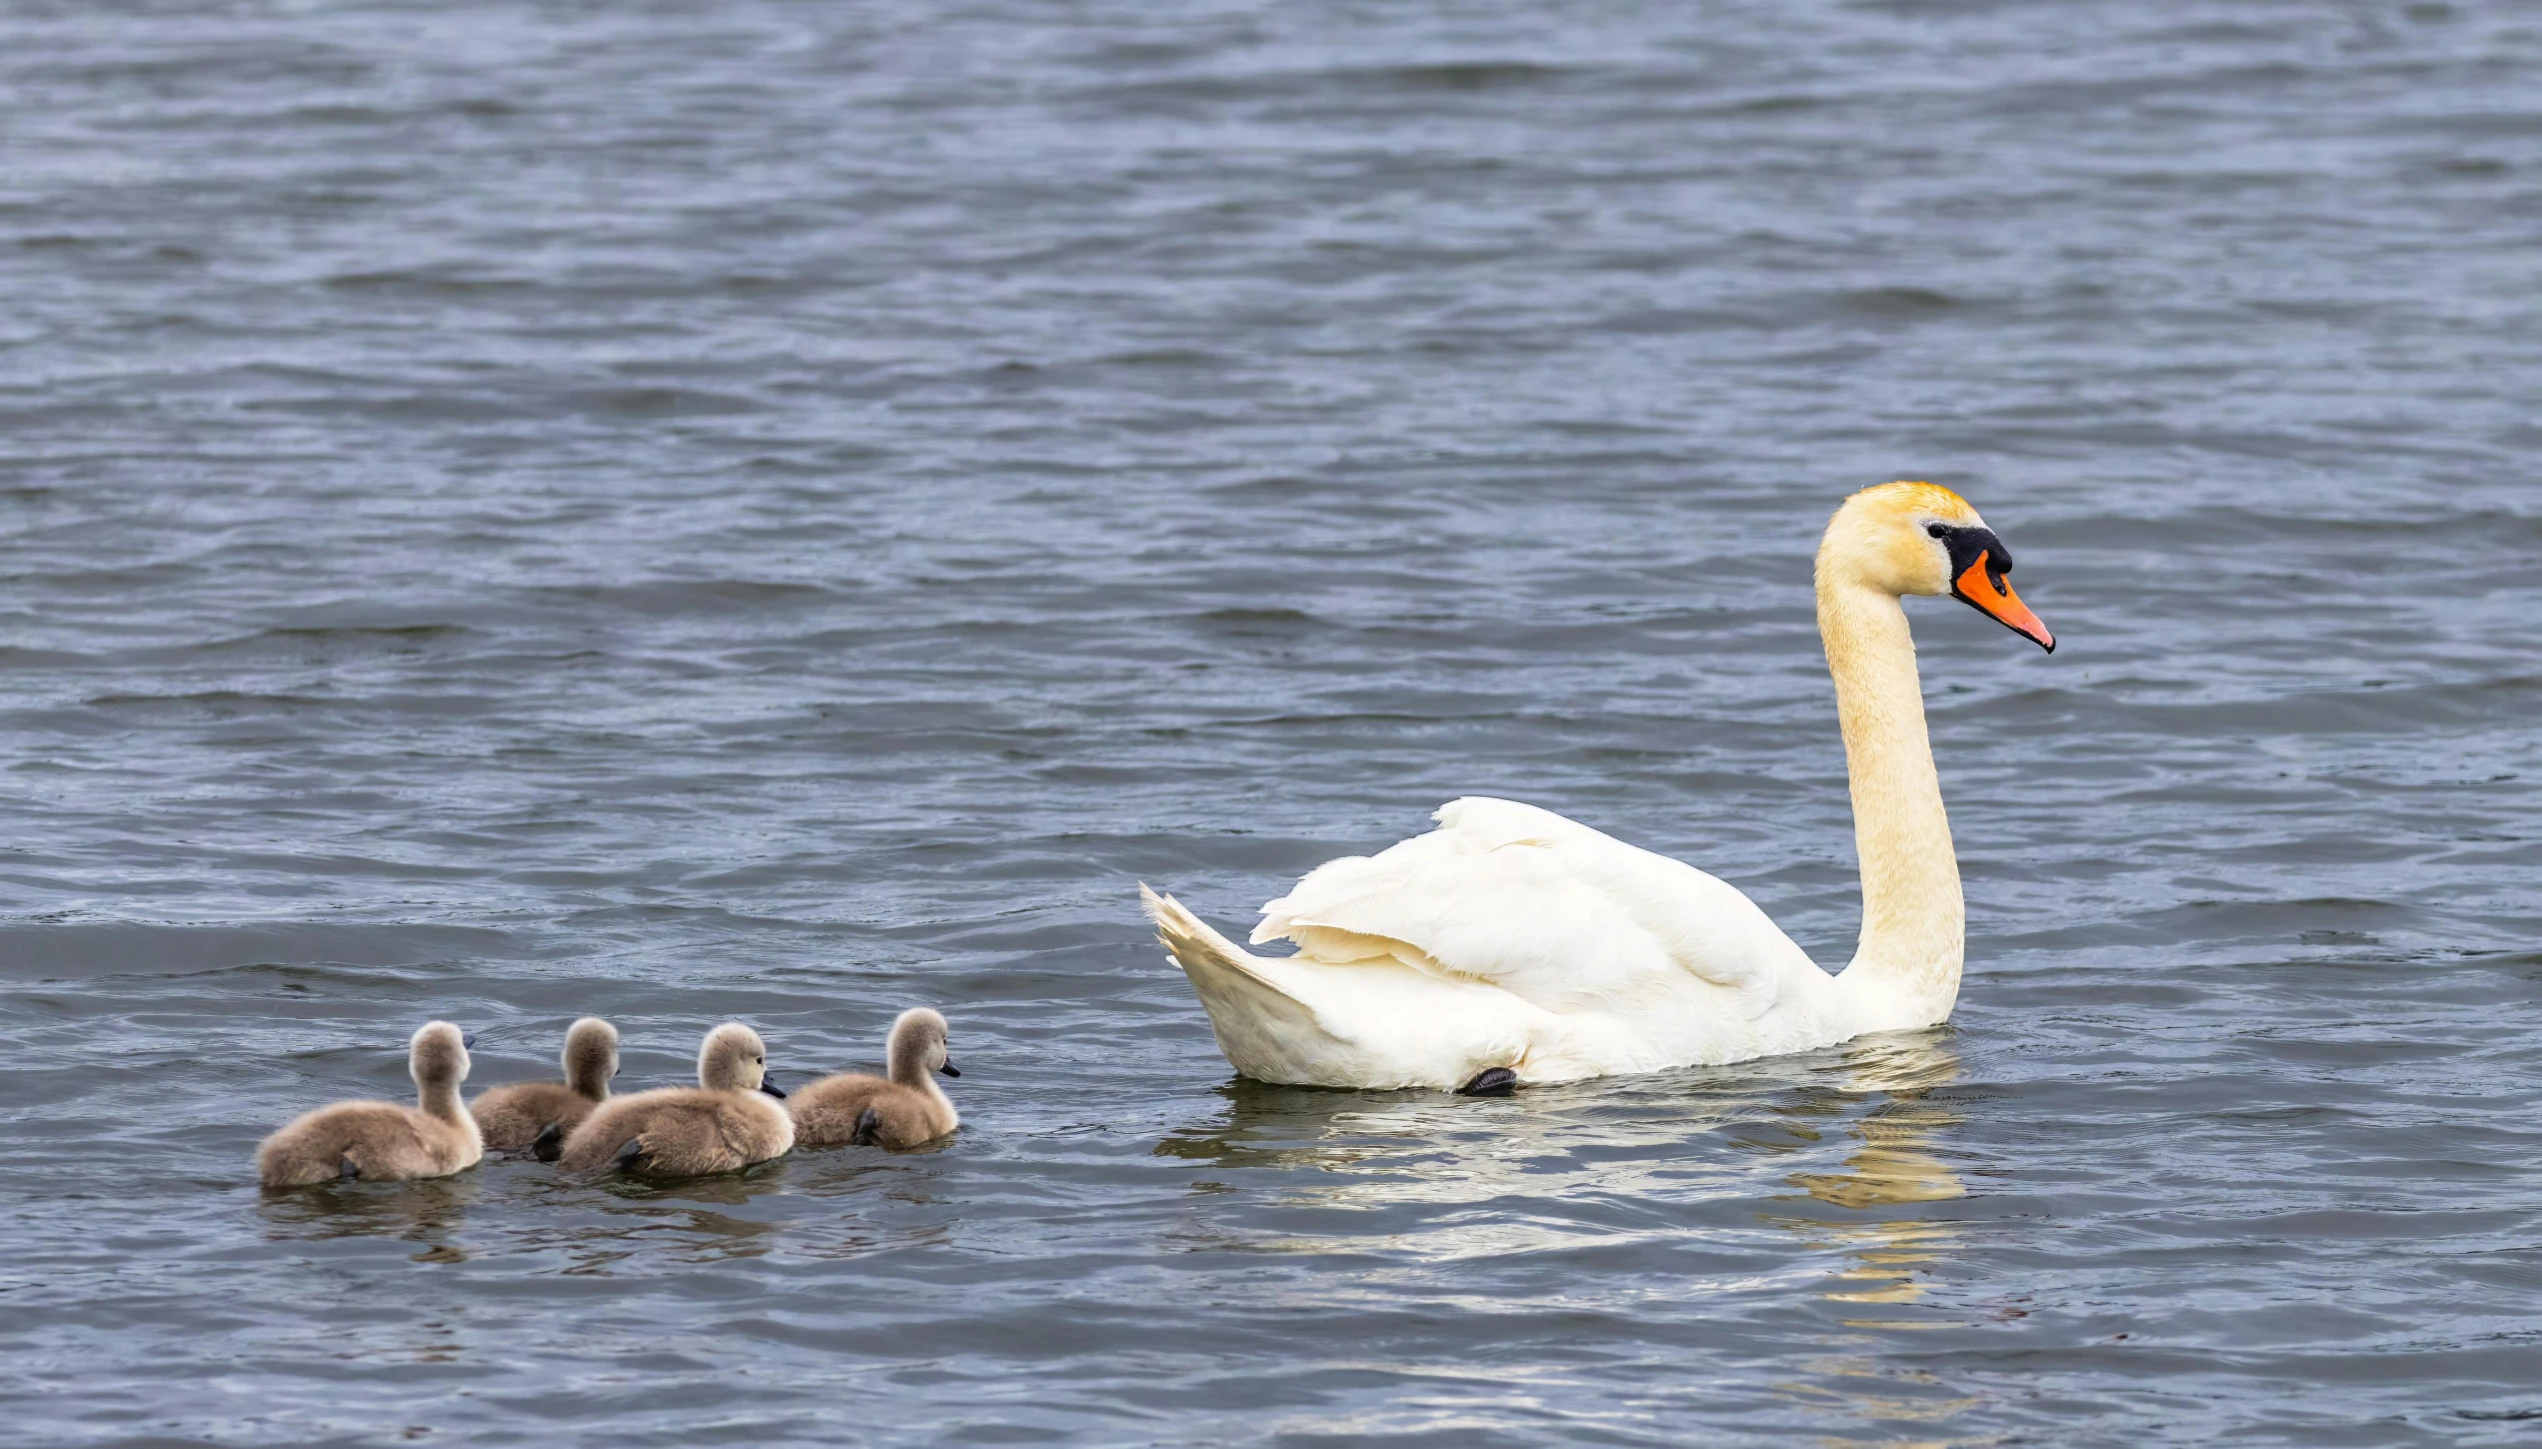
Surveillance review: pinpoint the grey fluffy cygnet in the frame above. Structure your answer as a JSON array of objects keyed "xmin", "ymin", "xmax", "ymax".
[
  {"xmin": 470, "ymin": 1016, "xmax": 619, "ymax": 1158},
  {"xmin": 554, "ymin": 1022, "xmax": 794, "ymax": 1177},
  {"xmin": 788, "ymin": 1008, "xmax": 962, "ymax": 1151},
  {"xmin": 257, "ymin": 1022, "xmax": 486, "ymax": 1188}
]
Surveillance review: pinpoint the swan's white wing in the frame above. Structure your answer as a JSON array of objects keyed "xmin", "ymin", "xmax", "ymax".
[{"xmin": 1254, "ymin": 796, "xmax": 1815, "ymax": 1018}]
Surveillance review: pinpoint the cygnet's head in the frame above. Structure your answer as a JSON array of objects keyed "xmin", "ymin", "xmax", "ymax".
[
  {"xmin": 410, "ymin": 1021, "xmax": 473, "ymax": 1090},
  {"xmin": 888, "ymin": 1008, "xmax": 959, "ymax": 1081},
  {"xmin": 1816, "ymin": 481, "xmax": 2053, "ymax": 651},
  {"xmin": 698, "ymin": 1022, "xmax": 783, "ymax": 1097},
  {"xmin": 563, "ymin": 1017, "xmax": 619, "ymax": 1098}
]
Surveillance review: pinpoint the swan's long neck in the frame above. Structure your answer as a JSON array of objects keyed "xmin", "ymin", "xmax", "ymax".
[{"xmin": 1817, "ymin": 577, "xmax": 1962, "ymax": 1024}]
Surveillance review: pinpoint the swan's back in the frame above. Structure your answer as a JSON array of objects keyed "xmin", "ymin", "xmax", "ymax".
[{"xmin": 1256, "ymin": 796, "xmax": 1816, "ymax": 1017}]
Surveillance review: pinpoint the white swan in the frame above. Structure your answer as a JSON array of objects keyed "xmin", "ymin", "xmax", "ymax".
[{"xmin": 1140, "ymin": 481, "xmax": 2054, "ymax": 1091}]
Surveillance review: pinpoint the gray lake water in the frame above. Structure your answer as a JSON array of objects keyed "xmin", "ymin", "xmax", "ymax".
[{"xmin": 3, "ymin": 2, "xmax": 2540, "ymax": 1444}]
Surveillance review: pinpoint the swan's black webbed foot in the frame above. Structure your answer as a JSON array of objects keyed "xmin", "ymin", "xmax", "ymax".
[
  {"xmin": 338, "ymin": 1157, "xmax": 361, "ymax": 1180},
  {"xmin": 613, "ymin": 1137, "xmax": 649, "ymax": 1173},
  {"xmin": 1456, "ymin": 1067, "xmax": 1519, "ymax": 1097},
  {"xmin": 849, "ymin": 1107, "xmax": 882, "ymax": 1147},
  {"xmin": 530, "ymin": 1123, "xmax": 564, "ymax": 1162}
]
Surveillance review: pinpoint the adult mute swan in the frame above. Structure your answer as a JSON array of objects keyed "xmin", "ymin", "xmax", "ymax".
[{"xmin": 1140, "ymin": 481, "xmax": 2053, "ymax": 1092}]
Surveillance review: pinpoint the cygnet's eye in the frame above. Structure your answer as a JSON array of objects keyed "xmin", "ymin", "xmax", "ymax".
[{"xmin": 1926, "ymin": 522, "xmax": 1948, "ymax": 538}]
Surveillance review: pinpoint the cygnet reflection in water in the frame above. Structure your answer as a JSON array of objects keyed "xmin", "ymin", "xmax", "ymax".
[
  {"xmin": 255, "ymin": 1172, "xmax": 481, "ymax": 1255},
  {"xmin": 551, "ymin": 1193, "xmax": 790, "ymax": 1268}
]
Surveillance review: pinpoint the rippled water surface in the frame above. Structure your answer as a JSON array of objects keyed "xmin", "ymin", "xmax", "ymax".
[{"xmin": 4, "ymin": 1, "xmax": 2540, "ymax": 1444}]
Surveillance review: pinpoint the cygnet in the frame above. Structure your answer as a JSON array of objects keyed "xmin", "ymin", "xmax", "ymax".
[
  {"xmin": 470, "ymin": 1016, "xmax": 619, "ymax": 1158},
  {"xmin": 554, "ymin": 1022, "xmax": 793, "ymax": 1177},
  {"xmin": 788, "ymin": 1008, "xmax": 962, "ymax": 1151},
  {"xmin": 257, "ymin": 1022, "xmax": 485, "ymax": 1187}
]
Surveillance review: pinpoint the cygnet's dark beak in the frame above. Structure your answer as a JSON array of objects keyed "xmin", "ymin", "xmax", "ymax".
[
  {"xmin": 759, "ymin": 1078, "xmax": 787, "ymax": 1099},
  {"xmin": 461, "ymin": 1032, "xmax": 477, "ymax": 1050},
  {"xmin": 937, "ymin": 1060, "xmax": 960, "ymax": 1078}
]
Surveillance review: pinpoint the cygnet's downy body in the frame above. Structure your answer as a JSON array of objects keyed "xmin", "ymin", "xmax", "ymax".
[
  {"xmin": 257, "ymin": 1022, "xmax": 486, "ymax": 1187},
  {"xmin": 470, "ymin": 1017, "xmax": 619, "ymax": 1156},
  {"xmin": 789, "ymin": 1008, "xmax": 962, "ymax": 1151},
  {"xmin": 555, "ymin": 1023, "xmax": 793, "ymax": 1177}
]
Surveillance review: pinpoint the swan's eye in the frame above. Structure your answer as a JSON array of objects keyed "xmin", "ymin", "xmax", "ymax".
[{"xmin": 1926, "ymin": 522, "xmax": 1948, "ymax": 538}]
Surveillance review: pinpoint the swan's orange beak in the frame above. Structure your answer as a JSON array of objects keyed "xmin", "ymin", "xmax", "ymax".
[{"xmin": 1951, "ymin": 552, "xmax": 2054, "ymax": 652}]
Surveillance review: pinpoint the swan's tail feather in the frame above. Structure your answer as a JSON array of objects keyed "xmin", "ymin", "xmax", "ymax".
[
  {"xmin": 1141, "ymin": 884, "xmax": 1281, "ymax": 992},
  {"xmin": 1140, "ymin": 885, "xmax": 1333, "ymax": 1073}
]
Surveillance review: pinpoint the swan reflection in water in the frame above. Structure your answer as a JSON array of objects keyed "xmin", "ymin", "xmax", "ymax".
[
  {"xmin": 1764, "ymin": 1034, "xmax": 1981, "ymax": 1440},
  {"xmin": 1157, "ymin": 1031, "xmax": 1977, "ymax": 1429},
  {"xmin": 1776, "ymin": 1032, "xmax": 1968, "ymax": 1318},
  {"xmin": 1158, "ymin": 1031, "xmax": 1966, "ymax": 1257}
]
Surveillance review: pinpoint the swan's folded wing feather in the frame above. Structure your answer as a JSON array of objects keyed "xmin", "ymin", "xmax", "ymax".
[{"xmin": 1257, "ymin": 796, "xmax": 1810, "ymax": 1017}]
